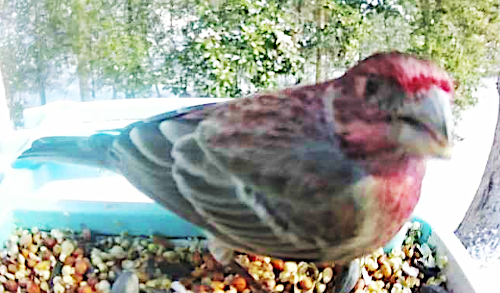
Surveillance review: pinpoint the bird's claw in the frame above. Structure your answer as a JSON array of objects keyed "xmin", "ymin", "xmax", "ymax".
[{"xmin": 111, "ymin": 271, "xmax": 140, "ymax": 293}]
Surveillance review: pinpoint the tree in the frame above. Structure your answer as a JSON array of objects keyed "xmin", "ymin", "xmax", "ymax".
[
  {"xmin": 455, "ymin": 77, "xmax": 500, "ymax": 262},
  {"xmin": 408, "ymin": 0, "xmax": 500, "ymax": 115},
  {"xmin": 1, "ymin": 0, "xmax": 499, "ymax": 127},
  {"xmin": 174, "ymin": 0, "xmax": 306, "ymax": 98},
  {"xmin": 0, "ymin": 0, "xmax": 72, "ymax": 126},
  {"xmin": 0, "ymin": 64, "xmax": 13, "ymax": 132}
]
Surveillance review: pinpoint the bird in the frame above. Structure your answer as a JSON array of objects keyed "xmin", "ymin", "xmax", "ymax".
[{"xmin": 13, "ymin": 51, "xmax": 454, "ymax": 293}]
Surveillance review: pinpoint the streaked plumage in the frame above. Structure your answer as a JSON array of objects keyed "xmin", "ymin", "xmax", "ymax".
[{"xmin": 14, "ymin": 52, "xmax": 454, "ymax": 292}]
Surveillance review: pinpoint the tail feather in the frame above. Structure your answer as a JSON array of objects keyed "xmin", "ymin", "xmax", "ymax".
[{"xmin": 13, "ymin": 133, "xmax": 117, "ymax": 171}]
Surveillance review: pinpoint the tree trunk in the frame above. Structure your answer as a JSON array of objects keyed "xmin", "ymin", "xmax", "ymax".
[
  {"xmin": 0, "ymin": 65, "xmax": 13, "ymax": 132},
  {"xmin": 77, "ymin": 0, "xmax": 91, "ymax": 102},
  {"xmin": 420, "ymin": 0, "xmax": 431, "ymax": 54},
  {"xmin": 38, "ymin": 76, "xmax": 47, "ymax": 105},
  {"xmin": 315, "ymin": 1, "xmax": 325, "ymax": 83},
  {"xmin": 91, "ymin": 62, "xmax": 96, "ymax": 100},
  {"xmin": 155, "ymin": 84, "xmax": 161, "ymax": 98},
  {"xmin": 35, "ymin": 54, "xmax": 47, "ymax": 105},
  {"xmin": 35, "ymin": 2, "xmax": 47, "ymax": 105},
  {"xmin": 455, "ymin": 76, "xmax": 500, "ymax": 256},
  {"xmin": 315, "ymin": 48, "xmax": 323, "ymax": 84},
  {"xmin": 78, "ymin": 60, "xmax": 90, "ymax": 101}
]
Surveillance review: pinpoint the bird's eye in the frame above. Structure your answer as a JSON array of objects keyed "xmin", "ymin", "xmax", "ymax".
[{"xmin": 366, "ymin": 78, "xmax": 379, "ymax": 97}]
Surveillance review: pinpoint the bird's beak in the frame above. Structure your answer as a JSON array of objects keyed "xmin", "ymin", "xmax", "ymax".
[{"xmin": 393, "ymin": 86, "xmax": 454, "ymax": 159}]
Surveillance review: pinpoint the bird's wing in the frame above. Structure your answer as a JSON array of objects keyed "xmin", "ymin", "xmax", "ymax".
[
  {"xmin": 108, "ymin": 107, "xmax": 220, "ymax": 236},
  {"xmin": 113, "ymin": 97, "xmax": 370, "ymax": 261},
  {"xmin": 107, "ymin": 103, "xmax": 271, "ymax": 252}
]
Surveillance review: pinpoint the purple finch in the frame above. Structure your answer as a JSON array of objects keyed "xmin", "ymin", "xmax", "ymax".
[{"xmin": 14, "ymin": 52, "xmax": 454, "ymax": 293}]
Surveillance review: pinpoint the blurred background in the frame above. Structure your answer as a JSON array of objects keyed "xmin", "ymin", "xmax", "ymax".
[{"xmin": 0, "ymin": 0, "xmax": 499, "ymax": 128}]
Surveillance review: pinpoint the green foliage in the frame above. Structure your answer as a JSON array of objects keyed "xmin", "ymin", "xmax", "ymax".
[
  {"xmin": 297, "ymin": 0, "xmax": 368, "ymax": 81},
  {"xmin": 174, "ymin": 0, "xmax": 305, "ymax": 98},
  {"xmin": 0, "ymin": 0, "xmax": 67, "ymax": 98},
  {"xmin": 310, "ymin": 0, "xmax": 367, "ymax": 69},
  {"xmin": 407, "ymin": 0, "xmax": 500, "ymax": 113},
  {"xmin": 1, "ymin": 0, "xmax": 499, "ymax": 122}
]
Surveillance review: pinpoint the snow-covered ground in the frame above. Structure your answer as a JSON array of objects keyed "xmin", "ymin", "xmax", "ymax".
[
  {"xmin": 413, "ymin": 76, "xmax": 500, "ymax": 290},
  {"xmin": 415, "ymin": 77, "xmax": 499, "ymax": 232}
]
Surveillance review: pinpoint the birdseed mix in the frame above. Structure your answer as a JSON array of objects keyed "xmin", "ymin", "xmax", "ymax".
[{"xmin": 0, "ymin": 222, "xmax": 449, "ymax": 293}]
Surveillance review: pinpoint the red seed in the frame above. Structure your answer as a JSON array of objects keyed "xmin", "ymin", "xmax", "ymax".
[
  {"xmin": 87, "ymin": 278, "xmax": 99, "ymax": 289},
  {"xmin": 73, "ymin": 248, "xmax": 84, "ymax": 257},
  {"xmin": 5, "ymin": 280, "xmax": 18, "ymax": 292},
  {"xmin": 193, "ymin": 285, "xmax": 210, "ymax": 293},
  {"xmin": 74, "ymin": 274, "xmax": 84, "ymax": 283},
  {"xmin": 232, "ymin": 276, "xmax": 247, "ymax": 292},
  {"xmin": 64, "ymin": 256, "xmax": 76, "ymax": 266},
  {"xmin": 75, "ymin": 260, "xmax": 88, "ymax": 275},
  {"xmin": 27, "ymin": 282, "xmax": 41, "ymax": 293},
  {"xmin": 299, "ymin": 278, "xmax": 313, "ymax": 290},
  {"xmin": 78, "ymin": 285, "xmax": 92, "ymax": 293},
  {"xmin": 43, "ymin": 238, "xmax": 56, "ymax": 249},
  {"xmin": 271, "ymin": 259, "xmax": 285, "ymax": 271},
  {"xmin": 42, "ymin": 250, "xmax": 53, "ymax": 261}
]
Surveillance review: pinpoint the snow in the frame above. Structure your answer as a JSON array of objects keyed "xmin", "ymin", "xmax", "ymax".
[
  {"xmin": 413, "ymin": 77, "xmax": 500, "ymax": 288},
  {"xmin": 415, "ymin": 77, "xmax": 499, "ymax": 232},
  {"xmin": 0, "ymin": 98, "xmax": 233, "ymax": 203}
]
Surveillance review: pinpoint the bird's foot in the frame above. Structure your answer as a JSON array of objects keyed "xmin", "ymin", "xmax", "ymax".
[
  {"xmin": 111, "ymin": 271, "xmax": 140, "ymax": 293},
  {"xmin": 331, "ymin": 260, "xmax": 360, "ymax": 293}
]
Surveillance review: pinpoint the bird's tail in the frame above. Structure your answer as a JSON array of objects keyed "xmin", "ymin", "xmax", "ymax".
[{"xmin": 13, "ymin": 133, "xmax": 117, "ymax": 171}]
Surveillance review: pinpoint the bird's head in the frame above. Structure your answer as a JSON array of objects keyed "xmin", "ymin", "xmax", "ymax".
[{"xmin": 332, "ymin": 51, "xmax": 454, "ymax": 160}]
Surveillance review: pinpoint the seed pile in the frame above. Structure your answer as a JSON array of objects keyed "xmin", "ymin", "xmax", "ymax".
[
  {"xmin": 351, "ymin": 222, "xmax": 449, "ymax": 293},
  {"xmin": 0, "ymin": 222, "xmax": 449, "ymax": 293}
]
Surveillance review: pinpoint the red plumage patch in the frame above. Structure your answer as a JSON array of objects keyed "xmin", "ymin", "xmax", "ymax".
[{"xmin": 347, "ymin": 51, "xmax": 454, "ymax": 99}]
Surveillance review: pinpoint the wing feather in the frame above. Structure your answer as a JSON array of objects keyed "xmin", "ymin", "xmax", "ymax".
[{"xmin": 110, "ymin": 99, "xmax": 370, "ymax": 262}]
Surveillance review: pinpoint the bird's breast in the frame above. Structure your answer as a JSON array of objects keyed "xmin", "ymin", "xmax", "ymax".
[{"xmin": 364, "ymin": 158, "xmax": 426, "ymax": 247}]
